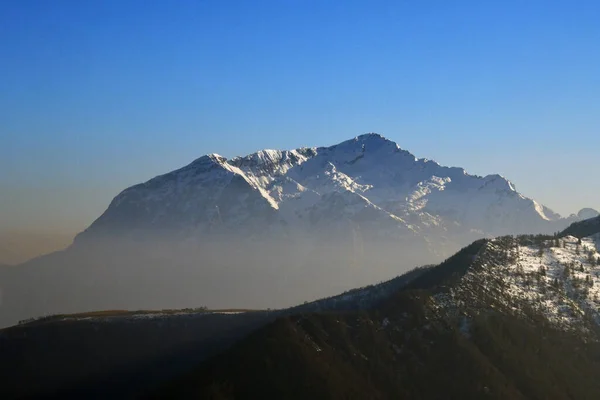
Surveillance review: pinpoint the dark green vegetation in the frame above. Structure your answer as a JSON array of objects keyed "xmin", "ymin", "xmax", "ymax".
[
  {"xmin": 561, "ymin": 216, "xmax": 600, "ymax": 239},
  {"xmin": 156, "ymin": 307, "xmax": 600, "ymax": 399},
  {"xmin": 0, "ymin": 311, "xmax": 276, "ymax": 399}
]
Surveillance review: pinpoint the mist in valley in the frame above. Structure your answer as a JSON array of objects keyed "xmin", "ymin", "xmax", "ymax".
[{"xmin": 0, "ymin": 230, "xmax": 451, "ymax": 329}]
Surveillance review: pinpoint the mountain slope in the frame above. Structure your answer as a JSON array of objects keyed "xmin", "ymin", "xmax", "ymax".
[
  {"xmin": 155, "ymin": 231, "xmax": 600, "ymax": 399},
  {"xmin": 0, "ymin": 268, "xmax": 430, "ymax": 399},
  {"xmin": 77, "ymin": 133, "xmax": 580, "ymax": 245},
  {"xmin": 75, "ymin": 154, "xmax": 281, "ymax": 242},
  {"xmin": 156, "ymin": 307, "xmax": 600, "ymax": 400},
  {"xmin": 561, "ymin": 215, "xmax": 600, "ymax": 239}
]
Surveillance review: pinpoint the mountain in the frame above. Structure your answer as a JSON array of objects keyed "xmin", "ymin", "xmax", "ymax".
[
  {"xmin": 77, "ymin": 133, "xmax": 578, "ymax": 246},
  {"xmin": 155, "ymin": 231, "xmax": 600, "ymax": 399},
  {"xmin": 3, "ymin": 224, "xmax": 600, "ymax": 399},
  {"xmin": 578, "ymin": 208, "xmax": 600, "ymax": 220},
  {"xmin": 0, "ymin": 134, "xmax": 593, "ymax": 329},
  {"xmin": 562, "ymin": 215, "xmax": 600, "ymax": 239}
]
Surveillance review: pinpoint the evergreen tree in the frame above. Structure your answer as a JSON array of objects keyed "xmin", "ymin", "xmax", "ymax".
[{"xmin": 538, "ymin": 265, "xmax": 546, "ymax": 277}]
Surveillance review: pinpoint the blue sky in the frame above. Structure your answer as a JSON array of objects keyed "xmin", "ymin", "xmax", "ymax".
[{"xmin": 1, "ymin": 0, "xmax": 599, "ymax": 233}]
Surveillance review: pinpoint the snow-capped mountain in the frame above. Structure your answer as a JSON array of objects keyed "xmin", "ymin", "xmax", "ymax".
[{"xmin": 76, "ymin": 133, "xmax": 585, "ymax": 252}]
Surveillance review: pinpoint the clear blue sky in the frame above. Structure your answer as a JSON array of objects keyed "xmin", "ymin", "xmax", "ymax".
[{"xmin": 1, "ymin": 0, "xmax": 599, "ymax": 233}]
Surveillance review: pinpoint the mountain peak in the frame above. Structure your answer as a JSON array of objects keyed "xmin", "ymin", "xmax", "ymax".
[
  {"xmin": 354, "ymin": 132, "xmax": 397, "ymax": 148},
  {"xmin": 578, "ymin": 208, "xmax": 600, "ymax": 220},
  {"xmin": 355, "ymin": 132, "xmax": 388, "ymax": 141},
  {"xmin": 206, "ymin": 153, "xmax": 226, "ymax": 163},
  {"xmin": 327, "ymin": 133, "xmax": 406, "ymax": 158},
  {"xmin": 481, "ymin": 174, "xmax": 517, "ymax": 192},
  {"xmin": 190, "ymin": 153, "xmax": 227, "ymax": 168}
]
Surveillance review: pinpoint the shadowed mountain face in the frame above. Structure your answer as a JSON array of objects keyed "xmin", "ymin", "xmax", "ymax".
[
  {"xmin": 0, "ymin": 135, "xmax": 594, "ymax": 329},
  {"xmin": 561, "ymin": 215, "xmax": 600, "ymax": 239},
  {"xmin": 157, "ymin": 308, "xmax": 600, "ymax": 400}
]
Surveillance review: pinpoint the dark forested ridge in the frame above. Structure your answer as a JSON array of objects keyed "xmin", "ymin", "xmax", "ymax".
[
  {"xmin": 153, "ymin": 236, "xmax": 600, "ymax": 399},
  {"xmin": 0, "ymin": 264, "xmax": 428, "ymax": 399},
  {"xmin": 154, "ymin": 308, "xmax": 600, "ymax": 400},
  {"xmin": 561, "ymin": 215, "xmax": 600, "ymax": 239}
]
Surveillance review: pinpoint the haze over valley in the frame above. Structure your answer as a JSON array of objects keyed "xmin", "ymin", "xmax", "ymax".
[{"xmin": 0, "ymin": 231, "xmax": 74, "ymax": 266}]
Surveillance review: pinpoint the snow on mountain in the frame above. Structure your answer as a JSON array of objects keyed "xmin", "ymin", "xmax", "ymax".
[
  {"xmin": 76, "ymin": 133, "xmax": 583, "ymax": 253},
  {"xmin": 76, "ymin": 153, "xmax": 282, "ymax": 241},
  {"xmin": 436, "ymin": 233, "xmax": 600, "ymax": 333}
]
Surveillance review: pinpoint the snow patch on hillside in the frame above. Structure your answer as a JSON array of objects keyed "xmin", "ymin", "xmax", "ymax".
[{"xmin": 443, "ymin": 235, "xmax": 600, "ymax": 332}]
